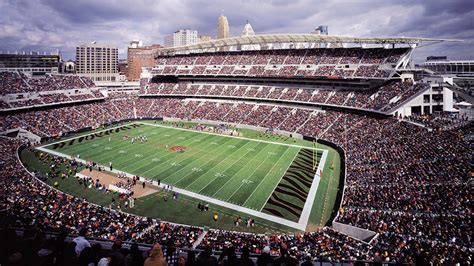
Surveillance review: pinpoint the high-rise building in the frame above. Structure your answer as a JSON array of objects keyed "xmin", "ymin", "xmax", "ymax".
[
  {"xmin": 164, "ymin": 29, "xmax": 198, "ymax": 47},
  {"xmin": 127, "ymin": 41, "xmax": 162, "ymax": 81},
  {"xmin": 75, "ymin": 43, "xmax": 118, "ymax": 82},
  {"xmin": 217, "ymin": 15, "xmax": 230, "ymax": 39}
]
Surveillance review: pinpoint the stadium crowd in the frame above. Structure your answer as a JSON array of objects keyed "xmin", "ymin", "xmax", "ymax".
[
  {"xmin": 0, "ymin": 72, "xmax": 100, "ymax": 109},
  {"xmin": 139, "ymin": 80, "xmax": 425, "ymax": 112},
  {"xmin": 0, "ymin": 72, "xmax": 95, "ymax": 95},
  {"xmin": 151, "ymin": 48, "xmax": 407, "ymax": 78}
]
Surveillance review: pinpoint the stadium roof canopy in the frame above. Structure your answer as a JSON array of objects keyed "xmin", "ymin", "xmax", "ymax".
[{"xmin": 148, "ymin": 33, "xmax": 460, "ymax": 56}]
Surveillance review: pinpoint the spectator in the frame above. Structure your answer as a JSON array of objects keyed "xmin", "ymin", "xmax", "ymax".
[
  {"xmin": 125, "ymin": 243, "xmax": 144, "ymax": 266},
  {"xmin": 176, "ymin": 255, "xmax": 187, "ymax": 266},
  {"xmin": 256, "ymin": 246, "xmax": 272, "ymax": 266},
  {"xmin": 109, "ymin": 240, "xmax": 125, "ymax": 266},
  {"xmin": 144, "ymin": 244, "xmax": 167, "ymax": 266},
  {"xmin": 196, "ymin": 246, "xmax": 217, "ymax": 266},
  {"xmin": 237, "ymin": 247, "xmax": 255, "ymax": 266},
  {"xmin": 73, "ymin": 228, "xmax": 91, "ymax": 257}
]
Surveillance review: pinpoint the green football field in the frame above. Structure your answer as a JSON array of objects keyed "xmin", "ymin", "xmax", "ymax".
[{"xmin": 40, "ymin": 121, "xmax": 333, "ymax": 227}]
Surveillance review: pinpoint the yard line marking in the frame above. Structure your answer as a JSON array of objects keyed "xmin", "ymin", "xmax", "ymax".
[
  {"xmin": 224, "ymin": 144, "xmax": 281, "ymax": 202},
  {"xmin": 208, "ymin": 142, "xmax": 268, "ymax": 197},
  {"xmin": 242, "ymin": 146, "xmax": 295, "ymax": 207},
  {"xmin": 92, "ymin": 126, "xmax": 166, "ymax": 160},
  {"xmin": 40, "ymin": 122, "xmax": 138, "ymax": 146},
  {"xmin": 258, "ymin": 148, "xmax": 301, "ymax": 211},
  {"xmin": 179, "ymin": 140, "xmax": 254, "ymax": 189},
  {"xmin": 61, "ymin": 126, "xmax": 159, "ymax": 163},
  {"xmin": 126, "ymin": 130, "xmax": 215, "ymax": 175},
  {"xmin": 140, "ymin": 122, "xmax": 326, "ymax": 151},
  {"xmin": 149, "ymin": 136, "xmax": 235, "ymax": 182}
]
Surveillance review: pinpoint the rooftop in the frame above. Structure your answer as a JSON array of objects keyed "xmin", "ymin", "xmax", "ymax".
[{"xmin": 145, "ymin": 33, "xmax": 460, "ymax": 56}]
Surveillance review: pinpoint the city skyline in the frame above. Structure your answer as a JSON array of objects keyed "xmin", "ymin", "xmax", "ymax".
[{"xmin": 0, "ymin": 0, "xmax": 472, "ymax": 62}]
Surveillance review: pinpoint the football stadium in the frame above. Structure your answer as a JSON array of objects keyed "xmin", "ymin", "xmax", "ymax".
[{"xmin": 1, "ymin": 13, "xmax": 473, "ymax": 266}]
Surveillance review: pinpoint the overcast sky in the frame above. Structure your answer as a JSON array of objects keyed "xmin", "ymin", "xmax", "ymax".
[{"xmin": 0, "ymin": 0, "xmax": 473, "ymax": 63}]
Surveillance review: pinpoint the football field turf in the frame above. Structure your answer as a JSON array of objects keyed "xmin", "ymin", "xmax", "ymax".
[{"xmin": 40, "ymin": 122, "xmax": 328, "ymax": 226}]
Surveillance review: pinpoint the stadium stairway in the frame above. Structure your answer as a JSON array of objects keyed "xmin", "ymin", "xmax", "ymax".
[
  {"xmin": 136, "ymin": 223, "xmax": 160, "ymax": 239},
  {"xmin": 450, "ymin": 83, "xmax": 474, "ymax": 104},
  {"xmin": 192, "ymin": 230, "xmax": 208, "ymax": 249},
  {"xmin": 383, "ymin": 83, "xmax": 430, "ymax": 114}
]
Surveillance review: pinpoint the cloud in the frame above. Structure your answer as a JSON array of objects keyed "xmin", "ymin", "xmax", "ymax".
[{"xmin": 0, "ymin": 0, "xmax": 472, "ymax": 62}]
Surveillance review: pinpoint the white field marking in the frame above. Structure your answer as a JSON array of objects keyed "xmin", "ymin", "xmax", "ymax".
[
  {"xmin": 210, "ymin": 142, "xmax": 218, "ymax": 145},
  {"xmin": 206, "ymin": 141, "xmax": 267, "ymax": 197},
  {"xmin": 259, "ymin": 149, "xmax": 301, "ymax": 211},
  {"xmin": 135, "ymin": 154, "xmax": 143, "ymax": 158},
  {"xmin": 296, "ymin": 149, "xmax": 328, "ymax": 228},
  {"xmin": 36, "ymin": 146, "xmax": 328, "ymax": 231},
  {"xmin": 227, "ymin": 145, "xmax": 236, "ymax": 148},
  {"xmin": 242, "ymin": 147, "xmax": 297, "ymax": 207},
  {"xmin": 224, "ymin": 144, "xmax": 281, "ymax": 202},
  {"xmin": 140, "ymin": 131, "xmax": 236, "ymax": 182},
  {"xmin": 120, "ymin": 126, "xmax": 212, "ymax": 175},
  {"xmin": 119, "ymin": 150, "xmax": 127, "ymax": 154},
  {"xmin": 192, "ymin": 167, "xmax": 202, "ymax": 172},
  {"xmin": 268, "ymin": 151, "xmax": 277, "ymax": 155},
  {"xmin": 139, "ymin": 122, "xmax": 326, "ymax": 152},
  {"xmin": 246, "ymin": 148, "xmax": 256, "ymax": 152},
  {"xmin": 136, "ymin": 133, "xmax": 223, "ymax": 178},
  {"xmin": 171, "ymin": 162, "xmax": 182, "ymax": 167},
  {"xmin": 215, "ymin": 172, "xmax": 226, "ymax": 177},
  {"xmin": 242, "ymin": 179, "xmax": 254, "ymax": 184},
  {"xmin": 185, "ymin": 141, "xmax": 257, "ymax": 192},
  {"xmin": 104, "ymin": 147, "xmax": 112, "ymax": 150},
  {"xmin": 92, "ymin": 144, "xmax": 99, "ymax": 147},
  {"xmin": 193, "ymin": 139, "xmax": 201, "ymax": 142},
  {"xmin": 42, "ymin": 122, "xmax": 137, "ymax": 147},
  {"xmin": 178, "ymin": 136, "xmax": 186, "ymax": 139},
  {"xmin": 225, "ymin": 181, "xmax": 247, "ymax": 202},
  {"xmin": 164, "ymin": 134, "xmax": 171, "ymax": 137},
  {"xmin": 152, "ymin": 158, "xmax": 161, "ymax": 162},
  {"xmin": 72, "ymin": 126, "xmax": 163, "ymax": 165}
]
